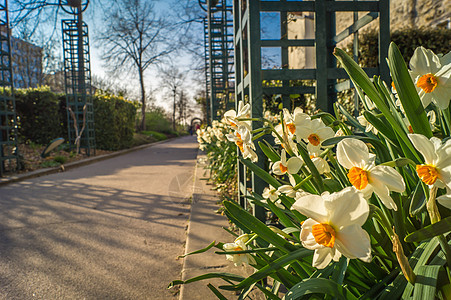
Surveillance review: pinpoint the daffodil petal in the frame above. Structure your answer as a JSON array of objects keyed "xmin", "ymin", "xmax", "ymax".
[
  {"xmin": 281, "ymin": 149, "xmax": 287, "ymax": 164},
  {"xmin": 335, "ymin": 224, "xmax": 372, "ymax": 262},
  {"xmin": 278, "ymin": 185, "xmax": 297, "ymax": 198},
  {"xmin": 292, "ymin": 194, "xmax": 328, "ymax": 224},
  {"xmin": 272, "ymin": 161, "xmax": 284, "ymax": 175},
  {"xmin": 312, "ymin": 157, "xmax": 330, "ymax": 174},
  {"xmin": 408, "ymin": 134, "xmax": 438, "ymax": 164},
  {"xmin": 326, "ymin": 187, "xmax": 369, "ymax": 229},
  {"xmin": 370, "ymin": 178, "xmax": 398, "ymax": 211},
  {"xmin": 437, "ymin": 193, "xmax": 451, "ymax": 210},
  {"xmin": 312, "ymin": 248, "xmax": 334, "ymax": 269},
  {"xmin": 300, "ymin": 218, "xmax": 323, "ymax": 250},
  {"xmin": 317, "ymin": 126, "xmax": 335, "ymax": 143},
  {"xmin": 410, "ymin": 46, "xmax": 441, "ymax": 76},
  {"xmin": 370, "ymin": 165, "xmax": 406, "ymax": 193},
  {"xmin": 431, "ymin": 81, "xmax": 451, "ymax": 109},
  {"xmin": 336, "ymin": 138, "xmax": 370, "ymax": 169},
  {"xmin": 287, "ymin": 157, "xmax": 303, "ymax": 174}
]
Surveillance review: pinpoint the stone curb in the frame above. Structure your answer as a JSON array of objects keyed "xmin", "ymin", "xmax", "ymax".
[{"xmin": 0, "ymin": 137, "xmax": 177, "ymax": 186}]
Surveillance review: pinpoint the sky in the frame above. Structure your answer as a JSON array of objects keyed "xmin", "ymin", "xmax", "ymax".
[{"xmin": 9, "ymin": 0, "xmax": 206, "ymax": 113}]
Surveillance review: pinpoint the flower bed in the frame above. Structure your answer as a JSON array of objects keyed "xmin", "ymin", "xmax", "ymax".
[{"xmin": 171, "ymin": 43, "xmax": 451, "ymax": 299}]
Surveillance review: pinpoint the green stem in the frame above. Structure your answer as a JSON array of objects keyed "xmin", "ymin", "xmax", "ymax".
[
  {"xmin": 426, "ymin": 186, "xmax": 451, "ymax": 268},
  {"xmin": 427, "ymin": 186, "xmax": 440, "ymax": 224},
  {"xmin": 293, "ymin": 175, "xmax": 313, "ymax": 190},
  {"xmin": 369, "ymin": 204, "xmax": 394, "ymax": 238}
]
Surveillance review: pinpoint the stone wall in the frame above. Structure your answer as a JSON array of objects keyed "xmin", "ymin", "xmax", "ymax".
[{"xmin": 335, "ymin": 0, "xmax": 450, "ymax": 36}]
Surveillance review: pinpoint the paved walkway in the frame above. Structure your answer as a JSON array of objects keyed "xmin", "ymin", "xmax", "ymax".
[{"xmin": 0, "ymin": 136, "xmax": 200, "ymax": 299}]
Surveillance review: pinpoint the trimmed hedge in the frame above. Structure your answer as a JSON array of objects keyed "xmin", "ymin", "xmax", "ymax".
[
  {"xmin": 94, "ymin": 93, "xmax": 137, "ymax": 150},
  {"xmin": 15, "ymin": 87, "xmax": 64, "ymax": 145},
  {"xmin": 14, "ymin": 87, "xmax": 137, "ymax": 150},
  {"xmin": 351, "ymin": 27, "xmax": 451, "ymax": 67}
]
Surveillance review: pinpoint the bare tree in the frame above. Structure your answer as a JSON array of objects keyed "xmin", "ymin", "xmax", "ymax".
[
  {"xmin": 159, "ymin": 64, "xmax": 186, "ymax": 131},
  {"xmin": 98, "ymin": 0, "xmax": 173, "ymax": 131}
]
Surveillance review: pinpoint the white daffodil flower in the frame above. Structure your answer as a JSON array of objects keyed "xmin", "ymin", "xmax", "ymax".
[
  {"xmin": 409, "ymin": 47, "xmax": 451, "ymax": 109},
  {"xmin": 224, "ymin": 100, "xmax": 251, "ymax": 128},
  {"xmin": 262, "ymin": 186, "xmax": 280, "ymax": 202},
  {"xmin": 295, "ymin": 118, "xmax": 335, "ymax": 152},
  {"xmin": 226, "ymin": 125, "xmax": 258, "ymax": 162},
  {"xmin": 408, "ymin": 134, "xmax": 451, "ymax": 189},
  {"xmin": 262, "ymin": 186, "xmax": 285, "ymax": 209},
  {"xmin": 277, "ymin": 184, "xmax": 297, "ymax": 198},
  {"xmin": 336, "ymin": 138, "xmax": 405, "ymax": 210},
  {"xmin": 272, "ymin": 149, "xmax": 303, "ymax": 176},
  {"xmin": 223, "ymin": 234, "xmax": 256, "ymax": 267},
  {"xmin": 357, "ymin": 115, "xmax": 378, "ymax": 135},
  {"xmin": 284, "ymin": 107, "xmax": 311, "ymax": 136},
  {"xmin": 309, "ymin": 148, "xmax": 330, "ymax": 175},
  {"xmin": 292, "ymin": 187, "xmax": 372, "ymax": 269}
]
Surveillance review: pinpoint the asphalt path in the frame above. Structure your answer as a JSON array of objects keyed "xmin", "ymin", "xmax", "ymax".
[{"xmin": 0, "ymin": 136, "xmax": 199, "ymax": 299}]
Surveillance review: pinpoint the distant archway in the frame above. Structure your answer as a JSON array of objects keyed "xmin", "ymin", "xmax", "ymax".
[
  {"xmin": 190, "ymin": 118, "xmax": 203, "ymax": 127},
  {"xmin": 190, "ymin": 118, "xmax": 203, "ymax": 135}
]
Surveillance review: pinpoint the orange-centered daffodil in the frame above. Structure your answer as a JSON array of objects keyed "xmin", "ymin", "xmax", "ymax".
[
  {"xmin": 337, "ymin": 138, "xmax": 405, "ymax": 211},
  {"xmin": 292, "ymin": 187, "xmax": 372, "ymax": 269},
  {"xmin": 348, "ymin": 167, "xmax": 369, "ymax": 190},
  {"xmin": 312, "ymin": 223, "xmax": 336, "ymax": 248},
  {"xmin": 416, "ymin": 73, "xmax": 438, "ymax": 93},
  {"xmin": 409, "ymin": 134, "xmax": 451, "ymax": 189}
]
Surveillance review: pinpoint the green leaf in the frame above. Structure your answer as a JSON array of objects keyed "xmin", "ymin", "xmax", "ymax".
[
  {"xmin": 168, "ymin": 272, "xmax": 245, "ymax": 289},
  {"xmin": 239, "ymin": 157, "xmax": 281, "ymax": 189},
  {"xmin": 177, "ymin": 241, "xmax": 219, "ymax": 259},
  {"xmin": 412, "ymin": 265, "xmax": 442, "ymax": 300},
  {"xmin": 336, "ymin": 102, "xmax": 374, "ymax": 137},
  {"xmin": 334, "ymin": 47, "xmax": 421, "ymax": 163},
  {"xmin": 207, "ymin": 284, "xmax": 228, "ymax": 300},
  {"xmin": 259, "ymin": 141, "xmax": 280, "ymax": 163},
  {"xmin": 223, "ymin": 200, "xmax": 296, "ymax": 253},
  {"xmin": 284, "ymin": 278, "xmax": 358, "ymax": 300},
  {"xmin": 409, "ymin": 181, "xmax": 426, "ymax": 216},
  {"xmin": 388, "ymin": 42, "xmax": 433, "ymax": 138},
  {"xmin": 363, "ymin": 110, "xmax": 397, "ymax": 141},
  {"xmin": 266, "ymin": 199, "xmax": 297, "ymax": 228},
  {"xmin": 220, "ymin": 248, "xmax": 312, "ymax": 291},
  {"xmin": 255, "ymin": 283, "xmax": 282, "ymax": 300},
  {"xmin": 405, "ymin": 216, "xmax": 451, "ymax": 243}
]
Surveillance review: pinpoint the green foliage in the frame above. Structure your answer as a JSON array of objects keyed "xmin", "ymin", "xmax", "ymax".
[
  {"xmin": 144, "ymin": 108, "xmax": 173, "ymax": 134},
  {"xmin": 93, "ymin": 92, "xmax": 137, "ymax": 150},
  {"xmin": 178, "ymin": 43, "xmax": 451, "ymax": 299},
  {"xmin": 53, "ymin": 155, "xmax": 68, "ymax": 164},
  {"xmin": 351, "ymin": 27, "xmax": 451, "ymax": 68},
  {"xmin": 140, "ymin": 130, "xmax": 167, "ymax": 141},
  {"xmin": 40, "ymin": 160, "xmax": 61, "ymax": 168},
  {"xmin": 14, "ymin": 87, "xmax": 138, "ymax": 151},
  {"xmin": 15, "ymin": 87, "xmax": 65, "ymax": 145},
  {"xmin": 338, "ymin": 27, "xmax": 451, "ymax": 114}
]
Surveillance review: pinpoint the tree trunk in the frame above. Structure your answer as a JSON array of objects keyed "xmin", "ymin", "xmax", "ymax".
[
  {"xmin": 172, "ymin": 88, "xmax": 176, "ymax": 131},
  {"xmin": 139, "ymin": 67, "xmax": 146, "ymax": 131}
]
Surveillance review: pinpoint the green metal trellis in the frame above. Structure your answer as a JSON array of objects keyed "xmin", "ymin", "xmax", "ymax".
[
  {"xmin": 61, "ymin": 1, "xmax": 95, "ymax": 156},
  {"xmin": 200, "ymin": 0, "xmax": 235, "ymax": 124},
  {"xmin": 233, "ymin": 0, "xmax": 390, "ymax": 220},
  {"xmin": 0, "ymin": 0, "xmax": 18, "ymax": 176}
]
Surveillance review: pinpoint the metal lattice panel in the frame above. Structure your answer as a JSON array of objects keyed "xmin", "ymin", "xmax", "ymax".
[
  {"xmin": 0, "ymin": 0, "xmax": 18, "ymax": 176},
  {"xmin": 203, "ymin": 0, "xmax": 235, "ymax": 124},
  {"xmin": 233, "ymin": 0, "xmax": 390, "ymax": 220},
  {"xmin": 62, "ymin": 18, "xmax": 95, "ymax": 155},
  {"xmin": 203, "ymin": 17, "xmax": 211, "ymax": 123}
]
